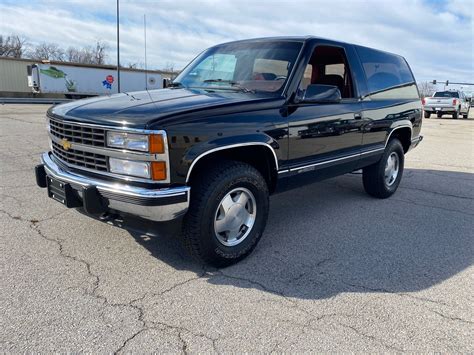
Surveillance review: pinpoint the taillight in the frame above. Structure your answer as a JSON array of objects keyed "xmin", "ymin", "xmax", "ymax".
[
  {"xmin": 452, "ymin": 99, "xmax": 457, "ymax": 106},
  {"xmin": 422, "ymin": 98, "xmax": 426, "ymax": 106}
]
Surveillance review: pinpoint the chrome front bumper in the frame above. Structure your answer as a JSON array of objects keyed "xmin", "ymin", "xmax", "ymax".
[{"xmin": 38, "ymin": 152, "xmax": 190, "ymax": 221}]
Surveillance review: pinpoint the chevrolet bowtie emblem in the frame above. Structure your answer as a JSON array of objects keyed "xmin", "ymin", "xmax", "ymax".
[{"xmin": 61, "ymin": 138, "xmax": 72, "ymax": 151}]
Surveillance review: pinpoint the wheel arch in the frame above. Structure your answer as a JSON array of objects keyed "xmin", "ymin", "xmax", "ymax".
[
  {"xmin": 385, "ymin": 125, "xmax": 412, "ymax": 153},
  {"xmin": 186, "ymin": 142, "xmax": 279, "ymax": 193}
]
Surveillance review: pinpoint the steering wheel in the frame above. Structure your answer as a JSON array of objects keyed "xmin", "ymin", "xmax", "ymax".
[{"xmin": 274, "ymin": 76, "xmax": 287, "ymax": 81}]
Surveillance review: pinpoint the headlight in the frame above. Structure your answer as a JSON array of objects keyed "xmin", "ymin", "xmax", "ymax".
[
  {"xmin": 109, "ymin": 158, "xmax": 151, "ymax": 178},
  {"xmin": 106, "ymin": 132, "xmax": 165, "ymax": 153},
  {"xmin": 107, "ymin": 132, "xmax": 149, "ymax": 151},
  {"xmin": 109, "ymin": 158, "xmax": 167, "ymax": 180}
]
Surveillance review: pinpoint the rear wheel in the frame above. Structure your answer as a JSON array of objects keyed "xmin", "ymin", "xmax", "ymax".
[
  {"xmin": 453, "ymin": 107, "xmax": 459, "ymax": 119},
  {"xmin": 363, "ymin": 139, "xmax": 404, "ymax": 199},
  {"xmin": 424, "ymin": 111, "xmax": 430, "ymax": 118},
  {"xmin": 182, "ymin": 160, "xmax": 269, "ymax": 267}
]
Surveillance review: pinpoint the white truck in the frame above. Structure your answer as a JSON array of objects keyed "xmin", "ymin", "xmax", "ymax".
[
  {"xmin": 422, "ymin": 90, "xmax": 470, "ymax": 119},
  {"xmin": 27, "ymin": 62, "xmax": 164, "ymax": 98}
]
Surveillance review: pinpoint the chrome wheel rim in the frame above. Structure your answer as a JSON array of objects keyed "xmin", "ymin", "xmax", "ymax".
[
  {"xmin": 214, "ymin": 187, "xmax": 257, "ymax": 247},
  {"xmin": 384, "ymin": 152, "xmax": 399, "ymax": 186}
]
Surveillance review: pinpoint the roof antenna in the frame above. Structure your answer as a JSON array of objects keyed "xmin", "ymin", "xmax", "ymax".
[{"xmin": 144, "ymin": 14, "xmax": 148, "ymax": 90}]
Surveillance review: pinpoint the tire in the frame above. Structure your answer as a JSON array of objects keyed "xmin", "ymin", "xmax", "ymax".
[
  {"xmin": 363, "ymin": 139, "xmax": 404, "ymax": 199},
  {"xmin": 437, "ymin": 112, "xmax": 442, "ymax": 118},
  {"xmin": 453, "ymin": 109, "xmax": 459, "ymax": 119},
  {"xmin": 424, "ymin": 111, "xmax": 430, "ymax": 118},
  {"xmin": 182, "ymin": 160, "xmax": 269, "ymax": 267}
]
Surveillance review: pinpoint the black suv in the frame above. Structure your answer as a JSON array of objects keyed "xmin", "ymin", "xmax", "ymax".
[{"xmin": 35, "ymin": 36, "xmax": 423, "ymax": 266}]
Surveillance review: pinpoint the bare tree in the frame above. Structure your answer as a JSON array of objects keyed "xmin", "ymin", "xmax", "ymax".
[
  {"xmin": 162, "ymin": 61, "xmax": 175, "ymax": 73},
  {"xmin": 418, "ymin": 81, "xmax": 436, "ymax": 98},
  {"xmin": 65, "ymin": 40, "xmax": 108, "ymax": 65},
  {"xmin": 28, "ymin": 42, "xmax": 65, "ymax": 61},
  {"xmin": 93, "ymin": 40, "xmax": 108, "ymax": 65},
  {"xmin": 0, "ymin": 34, "xmax": 28, "ymax": 58},
  {"xmin": 126, "ymin": 61, "xmax": 145, "ymax": 69}
]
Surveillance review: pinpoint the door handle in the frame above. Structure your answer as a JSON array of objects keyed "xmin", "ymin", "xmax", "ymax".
[{"xmin": 354, "ymin": 113, "xmax": 363, "ymax": 120}]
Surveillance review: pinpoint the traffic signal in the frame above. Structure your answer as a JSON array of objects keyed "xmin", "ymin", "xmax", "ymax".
[{"xmin": 446, "ymin": 80, "xmax": 449, "ymax": 86}]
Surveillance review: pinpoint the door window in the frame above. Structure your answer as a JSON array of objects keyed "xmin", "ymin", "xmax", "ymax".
[{"xmin": 299, "ymin": 46, "xmax": 354, "ymax": 99}]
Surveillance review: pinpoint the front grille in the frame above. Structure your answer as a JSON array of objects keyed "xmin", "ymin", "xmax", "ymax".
[
  {"xmin": 52, "ymin": 141, "xmax": 108, "ymax": 172},
  {"xmin": 49, "ymin": 116, "xmax": 106, "ymax": 147}
]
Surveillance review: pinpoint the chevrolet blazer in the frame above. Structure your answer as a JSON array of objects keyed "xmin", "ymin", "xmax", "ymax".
[{"xmin": 35, "ymin": 36, "xmax": 423, "ymax": 266}]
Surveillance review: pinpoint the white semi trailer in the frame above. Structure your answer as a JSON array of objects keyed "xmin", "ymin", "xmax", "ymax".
[{"xmin": 27, "ymin": 62, "xmax": 164, "ymax": 98}]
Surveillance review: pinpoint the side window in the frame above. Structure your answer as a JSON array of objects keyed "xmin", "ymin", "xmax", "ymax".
[
  {"xmin": 325, "ymin": 63, "xmax": 345, "ymax": 78},
  {"xmin": 300, "ymin": 64, "xmax": 313, "ymax": 91},
  {"xmin": 298, "ymin": 46, "xmax": 354, "ymax": 99},
  {"xmin": 356, "ymin": 46, "xmax": 416, "ymax": 97}
]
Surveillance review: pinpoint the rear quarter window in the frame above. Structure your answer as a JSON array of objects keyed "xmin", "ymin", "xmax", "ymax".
[
  {"xmin": 356, "ymin": 46, "xmax": 419, "ymax": 99},
  {"xmin": 434, "ymin": 91, "xmax": 459, "ymax": 98}
]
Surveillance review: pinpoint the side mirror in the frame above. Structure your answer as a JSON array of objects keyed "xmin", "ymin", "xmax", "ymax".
[{"xmin": 301, "ymin": 84, "xmax": 341, "ymax": 103}]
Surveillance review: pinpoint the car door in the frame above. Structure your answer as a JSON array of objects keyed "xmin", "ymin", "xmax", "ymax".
[{"xmin": 284, "ymin": 43, "xmax": 364, "ymax": 176}]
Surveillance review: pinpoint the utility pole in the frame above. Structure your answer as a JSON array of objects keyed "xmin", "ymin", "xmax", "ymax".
[
  {"xmin": 144, "ymin": 14, "xmax": 148, "ymax": 90},
  {"xmin": 116, "ymin": 0, "xmax": 121, "ymax": 93}
]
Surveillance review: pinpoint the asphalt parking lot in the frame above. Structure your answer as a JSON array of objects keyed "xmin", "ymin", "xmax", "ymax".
[{"xmin": 1, "ymin": 104, "xmax": 473, "ymax": 352}]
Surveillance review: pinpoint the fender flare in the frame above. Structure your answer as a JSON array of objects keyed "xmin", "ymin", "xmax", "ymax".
[
  {"xmin": 185, "ymin": 142, "xmax": 279, "ymax": 183},
  {"xmin": 385, "ymin": 123, "xmax": 413, "ymax": 148}
]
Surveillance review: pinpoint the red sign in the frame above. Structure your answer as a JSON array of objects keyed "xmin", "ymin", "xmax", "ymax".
[{"xmin": 106, "ymin": 75, "xmax": 114, "ymax": 84}]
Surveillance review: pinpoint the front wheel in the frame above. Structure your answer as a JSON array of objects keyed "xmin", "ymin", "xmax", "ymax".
[
  {"xmin": 182, "ymin": 161, "xmax": 269, "ymax": 267},
  {"xmin": 424, "ymin": 111, "xmax": 431, "ymax": 118},
  {"xmin": 362, "ymin": 139, "xmax": 404, "ymax": 199}
]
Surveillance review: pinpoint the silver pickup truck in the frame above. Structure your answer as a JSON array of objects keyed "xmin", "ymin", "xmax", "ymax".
[{"xmin": 422, "ymin": 90, "xmax": 470, "ymax": 119}]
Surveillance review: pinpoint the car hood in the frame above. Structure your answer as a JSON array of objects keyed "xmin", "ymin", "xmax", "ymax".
[{"xmin": 50, "ymin": 88, "xmax": 276, "ymax": 129}]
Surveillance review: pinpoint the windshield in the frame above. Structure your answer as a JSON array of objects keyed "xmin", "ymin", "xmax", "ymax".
[
  {"xmin": 434, "ymin": 91, "xmax": 459, "ymax": 98},
  {"xmin": 173, "ymin": 40, "xmax": 303, "ymax": 95}
]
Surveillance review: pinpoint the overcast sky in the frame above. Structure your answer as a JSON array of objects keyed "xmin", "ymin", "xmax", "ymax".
[{"xmin": 1, "ymin": 0, "xmax": 472, "ymax": 87}]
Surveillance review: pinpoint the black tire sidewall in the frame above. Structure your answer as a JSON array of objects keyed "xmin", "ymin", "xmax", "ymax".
[
  {"xmin": 186, "ymin": 163, "xmax": 269, "ymax": 266},
  {"xmin": 379, "ymin": 140, "xmax": 404, "ymax": 195}
]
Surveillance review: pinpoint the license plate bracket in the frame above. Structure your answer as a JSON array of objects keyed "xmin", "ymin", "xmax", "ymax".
[
  {"xmin": 435, "ymin": 107, "xmax": 441, "ymax": 111},
  {"xmin": 46, "ymin": 176, "xmax": 82, "ymax": 208}
]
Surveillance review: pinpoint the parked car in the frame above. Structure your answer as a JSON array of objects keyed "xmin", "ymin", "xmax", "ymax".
[
  {"xmin": 466, "ymin": 92, "xmax": 474, "ymax": 107},
  {"xmin": 422, "ymin": 90, "xmax": 470, "ymax": 119},
  {"xmin": 35, "ymin": 36, "xmax": 423, "ymax": 266}
]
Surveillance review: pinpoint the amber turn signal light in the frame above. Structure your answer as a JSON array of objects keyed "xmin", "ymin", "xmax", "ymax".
[
  {"xmin": 151, "ymin": 161, "xmax": 167, "ymax": 180},
  {"xmin": 149, "ymin": 134, "xmax": 165, "ymax": 154}
]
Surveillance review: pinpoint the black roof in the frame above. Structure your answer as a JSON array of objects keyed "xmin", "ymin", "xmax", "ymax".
[{"xmin": 214, "ymin": 36, "xmax": 405, "ymax": 60}]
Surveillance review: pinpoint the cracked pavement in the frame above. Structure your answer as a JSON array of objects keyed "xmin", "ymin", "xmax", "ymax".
[{"xmin": 1, "ymin": 104, "xmax": 473, "ymax": 352}]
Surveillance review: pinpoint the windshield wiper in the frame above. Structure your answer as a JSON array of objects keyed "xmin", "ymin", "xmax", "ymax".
[
  {"xmin": 201, "ymin": 79, "xmax": 255, "ymax": 93},
  {"xmin": 203, "ymin": 79, "xmax": 237, "ymax": 84}
]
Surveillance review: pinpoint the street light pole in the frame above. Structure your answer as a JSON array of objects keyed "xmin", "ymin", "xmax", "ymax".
[{"xmin": 116, "ymin": 0, "xmax": 121, "ymax": 93}]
